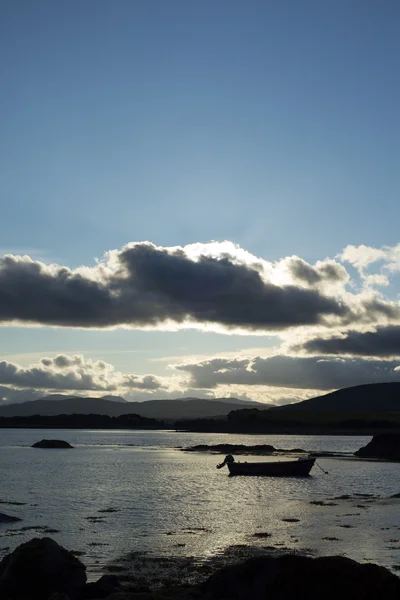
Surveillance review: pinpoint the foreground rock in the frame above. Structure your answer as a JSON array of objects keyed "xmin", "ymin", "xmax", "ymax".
[
  {"xmin": 355, "ymin": 433, "xmax": 400, "ymax": 461},
  {"xmin": 201, "ymin": 554, "xmax": 400, "ymax": 600},
  {"xmin": 32, "ymin": 439, "xmax": 74, "ymax": 449},
  {"xmin": 0, "ymin": 537, "xmax": 86, "ymax": 599},
  {"xmin": 1, "ymin": 538, "xmax": 399, "ymax": 599},
  {"xmin": 0, "ymin": 513, "xmax": 22, "ymax": 523}
]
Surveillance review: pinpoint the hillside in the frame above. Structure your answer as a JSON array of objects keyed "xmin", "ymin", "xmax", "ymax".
[
  {"xmin": 275, "ymin": 382, "xmax": 400, "ymax": 412},
  {"xmin": 0, "ymin": 396, "xmax": 262, "ymax": 420}
]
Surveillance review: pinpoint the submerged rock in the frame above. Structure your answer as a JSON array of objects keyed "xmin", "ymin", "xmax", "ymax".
[
  {"xmin": 0, "ymin": 537, "xmax": 86, "ymax": 599},
  {"xmin": 355, "ymin": 433, "xmax": 400, "ymax": 461},
  {"xmin": 32, "ymin": 439, "xmax": 74, "ymax": 449},
  {"xmin": 81, "ymin": 574, "xmax": 121, "ymax": 598},
  {"xmin": 201, "ymin": 554, "xmax": 400, "ymax": 600},
  {"xmin": 0, "ymin": 513, "xmax": 22, "ymax": 524}
]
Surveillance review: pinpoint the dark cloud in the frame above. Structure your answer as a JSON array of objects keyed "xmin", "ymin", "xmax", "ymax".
[
  {"xmin": 287, "ymin": 257, "xmax": 347, "ymax": 286},
  {"xmin": 298, "ymin": 325, "xmax": 400, "ymax": 357},
  {"xmin": 0, "ymin": 360, "xmax": 112, "ymax": 391},
  {"xmin": 177, "ymin": 354, "xmax": 400, "ymax": 391},
  {"xmin": 0, "ymin": 244, "xmax": 351, "ymax": 331},
  {"xmin": 0, "ymin": 385, "xmax": 41, "ymax": 405},
  {"xmin": 123, "ymin": 375, "xmax": 162, "ymax": 390}
]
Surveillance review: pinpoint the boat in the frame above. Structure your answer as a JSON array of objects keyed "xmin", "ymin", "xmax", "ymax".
[{"xmin": 217, "ymin": 454, "xmax": 316, "ymax": 476}]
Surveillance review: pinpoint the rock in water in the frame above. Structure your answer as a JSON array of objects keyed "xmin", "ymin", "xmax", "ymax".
[
  {"xmin": 0, "ymin": 513, "xmax": 22, "ymax": 523},
  {"xmin": 0, "ymin": 537, "xmax": 86, "ymax": 599},
  {"xmin": 201, "ymin": 554, "xmax": 400, "ymax": 600},
  {"xmin": 82, "ymin": 575, "xmax": 121, "ymax": 598},
  {"xmin": 32, "ymin": 439, "xmax": 74, "ymax": 449},
  {"xmin": 355, "ymin": 433, "xmax": 400, "ymax": 461}
]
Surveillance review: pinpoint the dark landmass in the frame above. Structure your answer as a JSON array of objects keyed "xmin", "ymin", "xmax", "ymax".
[
  {"xmin": 177, "ymin": 408, "xmax": 400, "ymax": 434},
  {"xmin": 0, "ymin": 413, "xmax": 162, "ymax": 430},
  {"xmin": 0, "ymin": 396, "xmax": 262, "ymax": 420},
  {"xmin": 2, "ymin": 383, "xmax": 400, "ymax": 433},
  {"xmin": 3, "ymin": 409, "xmax": 399, "ymax": 434},
  {"xmin": 1, "ymin": 537, "xmax": 399, "ymax": 600},
  {"xmin": 31, "ymin": 439, "xmax": 74, "ymax": 449},
  {"xmin": 274, "ymin": 382, "xmax": 400, "ymax": 412},
  {"xmin": 355, "ymin": 433, "xmax": 400, "ymax": 461}
]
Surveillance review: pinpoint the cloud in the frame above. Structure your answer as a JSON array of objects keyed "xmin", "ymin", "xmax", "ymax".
[
  {"xmin": 176, "ymin": 354, "xmax": 400, "ymax": 391},
  {"xmin": 340, "ymin": 245, "xmax": 388, "ymax": 271},
  {"xmin": 0, "ymin": 241, "xmax": 379, "ymax": 333},
  {"xmin": 284, "ymin": 257, "xmax": 349, "ymax": 288},
  {"xmin": 0, "ymin": 385, "xmax": 41, "ymax": 405},
  {"xmin": 0, "ymin": 354, "xmax": 164, "ymax": 393},
  {"xmin": 296, "ymin": 325, "xmax": 400, "ymax": 358},
  {"xmin": 340, "ymin": 243, "xmax": 400, "ymax": 273}
]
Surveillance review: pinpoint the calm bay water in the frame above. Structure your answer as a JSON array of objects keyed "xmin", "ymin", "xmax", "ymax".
[{"xmin": 1, "ymin": 429, "xmax": 399, "ymax": 576}]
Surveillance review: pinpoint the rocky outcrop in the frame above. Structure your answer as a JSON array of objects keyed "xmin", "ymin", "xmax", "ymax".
[
  {"xmin": 2, "ymin": 539, "xmax": 399, "ymax": 600},
  {"xmin": 32, "ymin": 439, "xmax": 74, "ymax": 449},
  {"xmin": 201, "ymin": 554, "xmax": 400, "ymax": 600},
  {"xmin": 81, "ymin": 575, "xmax": 121, "ymax": 598},
  {"xmin": 0, "ymin": 537, "xmax": 86, "ymax": 599},
  {"xmin": 355, "ymin": 433, "xmax": 400, "ymax": 461},
  {"xmin": 184, "ymin": 444, "xmax": 276, "ymax": 454},
  {"xmin": 0, "ymin": 513, "xmax": 22, "ymax": 523}
]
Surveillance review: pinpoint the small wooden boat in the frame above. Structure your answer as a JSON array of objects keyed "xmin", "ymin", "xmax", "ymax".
[{"xmin": 217, "ymin": 455, "xmax": 316, "ymax": 476}]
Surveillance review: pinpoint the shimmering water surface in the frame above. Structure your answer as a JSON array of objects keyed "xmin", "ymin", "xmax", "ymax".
[{"xmin": 1, "ymin": 429, "xmax": 399, "ymax": 576}]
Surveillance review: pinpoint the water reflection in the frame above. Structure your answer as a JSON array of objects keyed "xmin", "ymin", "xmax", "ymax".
[{"xmin": 1, "ymin": 429, "xmax": 399, "ymax": 575}]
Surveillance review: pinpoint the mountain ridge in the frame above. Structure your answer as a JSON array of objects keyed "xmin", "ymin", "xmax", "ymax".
[
  {"xmin": 0, "ymin": 395, "xmax": 263, "ymax": 420},
  {"xmin": 273, "ymin": 382, "xmax": 400, "ymax": 412}
]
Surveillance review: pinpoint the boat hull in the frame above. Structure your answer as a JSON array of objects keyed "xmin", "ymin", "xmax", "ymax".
[{"xmin": 227, "ymin": 457, "xmax": 315, "ymax": 476}]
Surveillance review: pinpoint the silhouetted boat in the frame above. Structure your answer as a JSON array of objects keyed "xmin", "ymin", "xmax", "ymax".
[{"xmin": 217, "ymin": 455, "xmax": 316, "ymax": 476}]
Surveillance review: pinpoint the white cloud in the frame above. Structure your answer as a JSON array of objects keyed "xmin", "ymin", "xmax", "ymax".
[{"xmin": 341, "ymin": 242, "xmax": 400, "ymax": 275}]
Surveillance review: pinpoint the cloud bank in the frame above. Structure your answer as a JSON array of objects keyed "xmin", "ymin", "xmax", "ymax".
[
  {"xmin": 1, "ymin": 241, "xmax": 399, "ymax": 334},
  {"xmin": 297, "ymin": 325, "xmax": 400, "ymax": 358},
  {"xmin": 0, "ymin": 354, "xmax": 164, "ymax": 393},
  {"xmin": 176, "ymin": 354, "xmax": 400, "ymax": 391},
  {"xmin": 2, "ymin": 240, "xmax": 400, "ymax": 406}
]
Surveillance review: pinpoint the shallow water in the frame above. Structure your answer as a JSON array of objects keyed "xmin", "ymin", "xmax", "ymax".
[{"xmin": 1, "ymin": 429, "xmax": 399, "ymax": 577}]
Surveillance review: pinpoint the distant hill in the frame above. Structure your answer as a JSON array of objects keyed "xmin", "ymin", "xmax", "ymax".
[
  {"xmin": 34, "ymin": 394, "xmax": 128, "ymax": 404},
  {"xmin": 40, "ymin": 394, "xmax": 78, "ymax": 402},
  {"xmin": 0, "ymin": 396, "xmax": 262, "ymax": 420},
  {"xmin": 101, "ymin": 395, "xmax": 128, "ymax": 403},
  {"xmin": 274, "ymin": 382, "xmax": 400, "ymax": 412}
]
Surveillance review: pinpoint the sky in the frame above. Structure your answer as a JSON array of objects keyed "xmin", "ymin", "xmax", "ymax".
[{"xmin": 1, "ymin": 1, "xmax": 400, "ymax": 406}]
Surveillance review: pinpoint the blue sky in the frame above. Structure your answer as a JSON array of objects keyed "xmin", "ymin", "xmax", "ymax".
[{"xmin": 1, "ymin": 1, "xmax": 400, "ymax": 405}]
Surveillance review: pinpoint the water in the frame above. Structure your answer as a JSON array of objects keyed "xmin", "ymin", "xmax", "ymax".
[{"xmin": 1, "ymin": 429, "xmax": 399, "ymax": 577}]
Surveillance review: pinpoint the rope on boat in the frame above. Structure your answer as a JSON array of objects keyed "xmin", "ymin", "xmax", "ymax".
[{"xmin": 315, "ymin": 460, "xmax": 329, "ymax": 475}]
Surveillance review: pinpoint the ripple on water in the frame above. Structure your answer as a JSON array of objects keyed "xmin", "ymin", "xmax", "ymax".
[{"xmin": 0, "ymin": 429, "xmax": 399, "ymax": 575}]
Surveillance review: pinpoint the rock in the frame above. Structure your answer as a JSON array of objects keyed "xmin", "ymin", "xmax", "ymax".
[
  {"xmin": 82, "ymin": 574, "xmax": 121, "ymax": 598},
  {"xmin": 185, "ymin": 444, "xmax": 276, "ymax": 454},
  {"xmin": 201, "ymin": 554, "xmax": 400, "ymax": 599},
  {"xmin": 0, "ymin": 513, "xmax": 22, "ymax": 523},
  {"xmin": 32, "ymin": 439, "xmax": 74, "ymax": 449},
  {"xmin": 355, "ymin": 433, "xmax": 400, "ymax": 461},
  {"xmin": 0, "ymin": 537, "xmax": 86, "ymax": 599}
]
